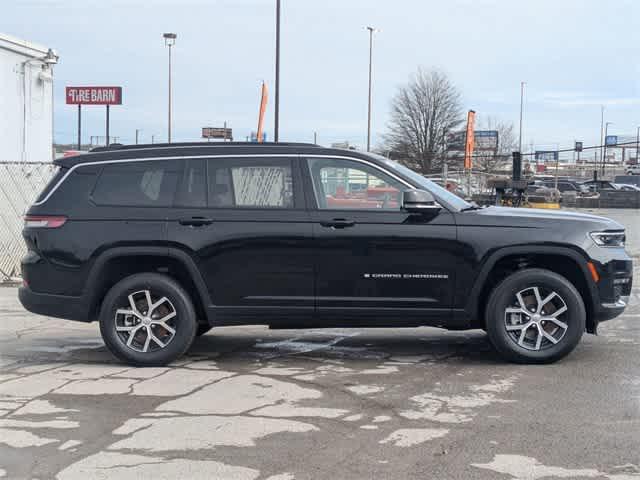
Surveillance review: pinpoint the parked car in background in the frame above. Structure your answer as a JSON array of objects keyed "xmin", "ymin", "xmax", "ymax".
[
  {"xmin": 616, "ymin": 184, "xmax": 640, "ymax": 192},
  {"xmin": 540, "ymin": 180, "xmax": 587, "ymax": 194},
  {"xmin": 625, "ymin": 165, "xmax": 640, "ymax": 175},
  {"xmin": 614, "ymin": 175, "xmax": 640, "ymax": 187},
  {"xmin": 581, "ymin": 180, "xmax": 620, "ymax": 192}
]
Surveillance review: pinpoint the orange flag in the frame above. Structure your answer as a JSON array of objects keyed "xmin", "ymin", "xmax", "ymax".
[{"xmin": 257, "ymin": 82, "xmax": 268, "ymax": 143}]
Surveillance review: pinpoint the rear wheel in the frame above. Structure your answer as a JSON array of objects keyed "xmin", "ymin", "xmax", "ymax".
[
  {"xmin": 99, "ymin": 273, "xmax": 197, "ymax": 366},
  {"xmin": 485, "ymin": 268, "xmax": 585, "ymax": 364}
]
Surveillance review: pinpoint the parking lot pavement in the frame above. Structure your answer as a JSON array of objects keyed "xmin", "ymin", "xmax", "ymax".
[{"xmin": 0, "ymin": 210, "xmax": 638, "ymax": 480}]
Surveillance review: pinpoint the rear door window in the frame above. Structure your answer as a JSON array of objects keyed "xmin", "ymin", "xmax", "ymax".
[
  {"xmin": 207, "ymin": 158, "xmax": 294, "ymax": 208},
  {"xmin": 92, "ymin": 160, "xmax": 181, "ymax": 207}
]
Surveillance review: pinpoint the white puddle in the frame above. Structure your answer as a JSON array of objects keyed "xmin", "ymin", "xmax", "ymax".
[
  {"xmin": 346, "ymin": 385, "xmax": 384, "ymax": 395},
  {"xmin": 471, "ymin": 454, "xmax": 640, "ymax": 480},
  {"xmin": 379, "ymin": 428, "xmax": 449, "ymax": 447},
  {"xmin": 400, "ymin": 376, "xmax": 518, "ymax": 423},
  {"xmin": 57, "ymin": 452, "xmax": 260, "ymax": 480},
  {"xmin": 109, "ymin": 415, "xmax": 317, "ymax": 451},
  {"xmin": 156, "ymin": 375, "xmax": 323, "ymax": 415}
]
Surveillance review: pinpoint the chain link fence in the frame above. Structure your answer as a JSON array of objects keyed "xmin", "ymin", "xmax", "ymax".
[{"xmin": 0, "ymin": 162, "xmax": 57, "ymax": 282}]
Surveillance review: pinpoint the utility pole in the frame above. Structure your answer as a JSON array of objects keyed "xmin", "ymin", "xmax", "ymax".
[
  {"xmin": 599, "ymin": 105, "xmax": 604, "ymax": 173},
  {"xmin": 274, "ymin": 0, "xmax": 281, "ymax": 142},
  {"xmin": 636, "ymin": 126, "xmax": 639, "ymax": 165},
  {"xmin": 163, "ymin": 33, "xmax": 177, "ymax": 143},
  {"xmin": 603, "ymin": 122, "xmax": 613, "ymax": 177},
  {"xmin": 366, "ymin": 26, "xmax": 377, "ymax": 152},
  {"xmin": 313, "ymin": 131, "xmax": 317, "ymax": 144},
  {"xmin": 518, "ymin": 81, "xmax": 525, "ymax": 153},
  {"xmin": 135, "ymin": 129, "xmax": 140, "ymax": 145},
  {"xmin": 151, "ymin": 134, "xmax": 155, "ymax": 144}
]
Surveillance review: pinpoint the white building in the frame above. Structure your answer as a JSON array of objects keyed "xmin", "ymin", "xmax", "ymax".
[{"xmin": 0, "ymin": 33, "xmax": 58, "ymax": 162}]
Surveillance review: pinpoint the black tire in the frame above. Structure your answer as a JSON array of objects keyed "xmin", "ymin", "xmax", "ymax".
[
  {"xmin": 196, "ymin": 324, "xmax": 213, "ymax": 336},
  {"xmin": 485, "ymin": 268, "xmax": 586, "ymax": 364},
  {"xmin": 99, "ymin": 273, "xmax": 197, "ymax": 366}
]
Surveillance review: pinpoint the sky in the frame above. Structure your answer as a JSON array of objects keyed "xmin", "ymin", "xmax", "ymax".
[{"xmin": 4, "ymin": 0, "xmax": 640, "ymax": 154}]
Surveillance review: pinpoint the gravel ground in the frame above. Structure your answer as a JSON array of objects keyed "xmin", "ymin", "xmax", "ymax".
[{"xmin": 0, "ymin": 208, "xmax": 638, "ymax": 480}]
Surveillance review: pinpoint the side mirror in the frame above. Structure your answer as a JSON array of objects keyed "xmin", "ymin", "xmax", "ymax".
[{"xmin": 402, "ymin": 189, "xmax": 441, "ymax": 214}]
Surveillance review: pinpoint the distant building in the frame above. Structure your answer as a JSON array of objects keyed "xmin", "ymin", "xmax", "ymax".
[{"xmin": 0, "ymin": 33, "xmax": 58, "ymax": 162}]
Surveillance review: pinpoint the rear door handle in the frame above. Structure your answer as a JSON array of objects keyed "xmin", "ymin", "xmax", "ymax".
[
  {"xmin": 320, "ymin": 218, "xmax": 356, "ymax": 229},
  {"xmin": 179, "ymin": 217, "xmax": 214, "ymax": 227}
]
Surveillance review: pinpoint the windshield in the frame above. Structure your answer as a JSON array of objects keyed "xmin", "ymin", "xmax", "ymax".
[{"xmin": 365, "ymin": 153, "xmax": 472, "ymax": 211}]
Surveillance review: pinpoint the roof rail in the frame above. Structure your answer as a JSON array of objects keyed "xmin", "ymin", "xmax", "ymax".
[{"xmin": 89, "ymin": 141, "xmax": 319, "ymax": 153}]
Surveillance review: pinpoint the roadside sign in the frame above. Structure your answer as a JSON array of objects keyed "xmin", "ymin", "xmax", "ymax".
[
  {"xmin": 575, "ymin": 141, "xmax": 583, "ymax": 152},
  {"xmin": 447, "ymin": 130, "xmax": 498, "ymax": 151},
  {"xmin": 65, "ymin": 86, "xmax": 122, "ymax": 105},
  {"xmin": 605, "ymin": 135, "xmax": 618, "ymax": 146},
  {"xmin": 202, "ymin": 127, "xmax": 233, "ymax": 140},
  {"xmin": 66, "ymin": 86, "xmax": 123, "ymax": 150},
  {"xmin": 535, "ymin": 151, "xmax": 559, "ymax": 162}
]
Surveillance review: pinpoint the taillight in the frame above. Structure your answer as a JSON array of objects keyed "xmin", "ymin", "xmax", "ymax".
[{"xmin": 24, "ymin": 215, "xmax": 67, "ymax": 228}]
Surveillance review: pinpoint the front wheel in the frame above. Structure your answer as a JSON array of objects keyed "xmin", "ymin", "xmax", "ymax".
[
  {"xmin": 99, "ymin": 273, "xmax": 197, "ymax": 366},
  {"xmin": 485, "ymin": 268, "xmax": 586, "ymax": 364}
]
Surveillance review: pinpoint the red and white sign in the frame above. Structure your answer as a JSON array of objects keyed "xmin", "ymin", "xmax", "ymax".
[{"xmin": 65, "ymin": 86, "xmax": 122, "ymax": 105}]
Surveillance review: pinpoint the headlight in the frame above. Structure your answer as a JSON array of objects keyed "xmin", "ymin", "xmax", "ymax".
[{"xmin": 590, "ymin": 231, "xmax": 625, "ymax": 247}]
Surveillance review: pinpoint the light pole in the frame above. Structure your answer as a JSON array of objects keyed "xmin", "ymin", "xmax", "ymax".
[
  {"xmin": 366, "ymin": 26, "xmax": 377, "ymax": 152},
  {"xmin": 518, "ymin": 81, "xmax": 525, "ymax": 153},
  {"xmin": 602, "ymin": 121, "xmax": 613, "ymax": 176},
  {"xmin": 599, "ymin": 105, "xmax": 604, "ymax": 175},
  {"xmin": 636, "ymin": 126, "xmax": 639, "ymax": 165},
  {"xmin": 274, "ymin": 0, "xmax": 281, "ymax": 142},
  {"xmin": 163, "ymin": 33, "xmax": 177, "ymax": 143}
]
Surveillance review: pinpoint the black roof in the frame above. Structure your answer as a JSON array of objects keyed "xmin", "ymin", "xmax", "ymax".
[
  {"xmin": 89, "ymin": 141, "xmax": 318, "ymax": 153},
  {"xmin": 55, "ymin": 142, "xmax": 368, "ymax": 169}
]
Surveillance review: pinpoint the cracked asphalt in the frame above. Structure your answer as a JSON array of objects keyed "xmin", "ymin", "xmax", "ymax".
[{"xmin": 0, "ymin": 208, "xmax": 638, "ymax": 480}]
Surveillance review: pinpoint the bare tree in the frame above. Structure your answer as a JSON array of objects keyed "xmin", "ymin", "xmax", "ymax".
[
  {"xmin": 383, "ymin": 69, "xmax": 463, "ymax": 173},
  {"xmin": 473, "ymin": 116, "xmax": 517, "ymax": 173}
]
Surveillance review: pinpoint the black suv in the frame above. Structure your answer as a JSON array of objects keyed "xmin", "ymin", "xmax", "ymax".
[{"xmin": 19, "ymin": 143, "xmax": 633, "ymax": 365}]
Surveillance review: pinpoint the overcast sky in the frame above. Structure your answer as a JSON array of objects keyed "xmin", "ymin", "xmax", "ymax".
[{"xmin": 4, "ymin": 0, "xmax": 640, "ymax": 153}]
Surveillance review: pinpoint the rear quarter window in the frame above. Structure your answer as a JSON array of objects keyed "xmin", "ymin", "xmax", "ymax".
[
  {"xmin": 92, "ymin": 161, "xmax": 181, "ymax": 207},
  {"xmin": 35, "ymin": 166, "xmax": 66, "ymax": 203}
]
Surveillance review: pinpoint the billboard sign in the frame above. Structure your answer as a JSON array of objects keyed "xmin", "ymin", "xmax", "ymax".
[
  {"xmin": 605, "ymin": 135, "xmax": 618, "ymax": 146},
  {"xmin": 65, "ymin": 86, "xmax": 122, "ymax": 105},
  {"xmin": 448, "ymin": 130, "xmax": 498, "ymax": 151},
  {"xmin": 474, "ymin": 130, "xmax": 499, "ymax": 150},
  {"xmin": 202, "ymin": 127, "xmax": 233, "ymax": 140},
  {"xmin": 534, "ymin": 150, "xmax": 559, "ymax": 162}
]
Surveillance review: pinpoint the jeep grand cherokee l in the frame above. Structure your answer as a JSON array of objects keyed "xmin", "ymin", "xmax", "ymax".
[{"xmin": 19, "ymin": 142, "xmax": 633, "ymax": 365}]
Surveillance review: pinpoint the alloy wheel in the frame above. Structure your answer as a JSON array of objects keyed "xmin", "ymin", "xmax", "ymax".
[
  {"xmin": 504, "ymin": 286, "xmax": 569, "ymax": 351},
  {"xmin": 114, "ymin": 290, "xmax": 177, "ymax": 353}
]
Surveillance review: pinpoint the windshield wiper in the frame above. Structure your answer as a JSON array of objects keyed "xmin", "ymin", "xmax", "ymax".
[{"xmin": 460, "ymin": 205, "xmax": 482, "ymax": 212}]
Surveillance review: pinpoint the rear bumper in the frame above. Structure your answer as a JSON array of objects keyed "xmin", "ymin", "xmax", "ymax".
[{"xmin": 19, "ymin": 286, "xmax": 90, "ymax": 322}]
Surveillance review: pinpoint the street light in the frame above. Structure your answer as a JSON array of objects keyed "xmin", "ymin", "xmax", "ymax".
[
  {"xmin": 636, "ymin": 126, "xmax": 639, "ymax": 165},
  {"xmin": 163, "ymin": 32, "xmax": 177, "ymax": 143},
  {"xmin": 274, "ymin": 0, "xmax": 281, "ymax": 142},
  {"xmin": 518, "ymin": 81, "xmax": 525, "ymax": 153},
  {"xmin": 366, "ymin": 26, "xmax": 378, "ymax": 152},
  {"xmin": 602, "ymin": 121, "xmax": 613, "ymax": 176}
]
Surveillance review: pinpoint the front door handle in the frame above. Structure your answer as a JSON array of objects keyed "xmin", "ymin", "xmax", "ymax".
[
  {"xmin": 179, "ymin": 217, "xmax": 214, "ymax": 227},
  {"xmin": 320, "ymin": 218, "xmax": 356, "ymax": 229}
]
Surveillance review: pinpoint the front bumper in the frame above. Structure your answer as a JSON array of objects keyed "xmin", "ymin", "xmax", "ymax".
[
  {"xmin": 591, "ymin": 254, "xmax": 633, "ymax": 324},
  {"xmin": 19, "ymin": 286, "xmax": 90, "ymax": 322}
]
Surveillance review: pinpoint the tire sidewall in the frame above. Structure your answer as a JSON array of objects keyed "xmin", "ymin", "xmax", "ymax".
[
  {"xmin": 99, "ymin": 273, "xmax": 197, "ymax": 366},
  {"xmin": 486, "ymin": 269, "xmax": 586, "ymax": 363}
]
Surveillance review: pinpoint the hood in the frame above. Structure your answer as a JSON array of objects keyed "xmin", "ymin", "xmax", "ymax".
[{"xmin": 468, "ymin": 206, "xmax": 624, "ymax": 230}]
